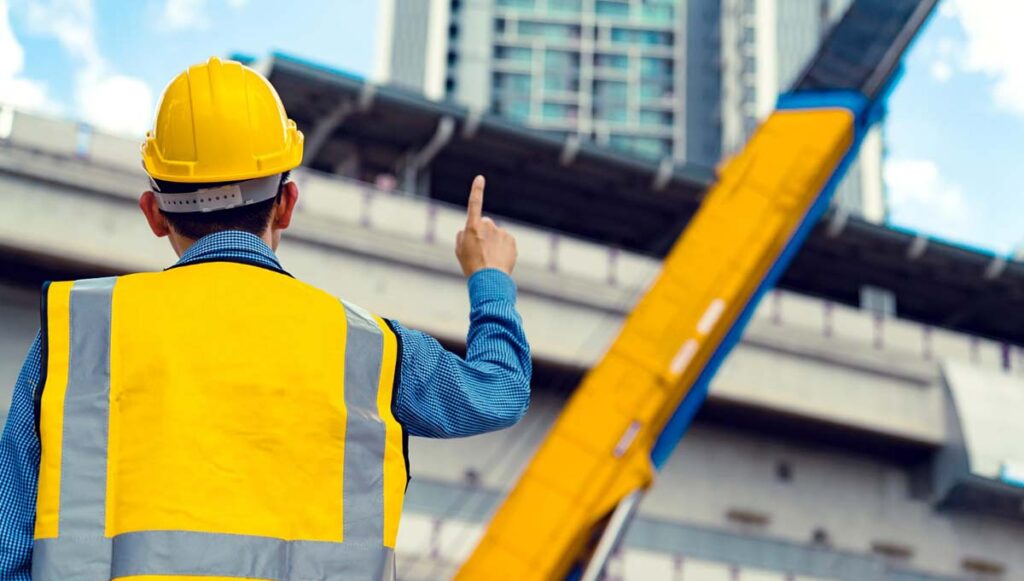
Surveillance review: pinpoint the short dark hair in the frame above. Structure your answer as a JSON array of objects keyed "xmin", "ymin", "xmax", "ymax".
[{"xmin": 154, "ymin": 171, "xmax": 290, "ymax": 240}]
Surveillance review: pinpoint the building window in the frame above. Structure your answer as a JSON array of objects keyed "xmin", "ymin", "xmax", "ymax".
[
  {"xmin": 742, "ymin": 24, "xmax": 755, "ymax": 44},
  {"xmin": 742, "ymin": 55, "xmax": 757, "ymax": 75},
  {"xmin": 548, "ymin": 0, "xmax": 581, "ymax": 13},
  {"xmin": 493, "ymin": 72, "xmax": 532, "ymax": 95},
  {"xmin": 544, "ymin": 73, "xmax": 579, "ymax": 92},
  {"xmin": 595, "ymin": 0, "xmax": 630, "ymax": 18},
  {"xmin": 595, "ymin": 104, "xmax": 628, "ymax": 122},
  {"xmin": 595, "ymin": 53, "xmax": 629, "ymax": 71},
  {"xmin": 594, "ymin": 80, "xmax": 628, "ymax": 100},
  {"xmin": 640, "ymin": 3, "xmax": 674, "ymax": 24},
  {"xmin": 741, "ymin": 85, "xmax": 757, "ymax": 105},
  {"xmin": 541, "ymin": 102, "xmax": 576, "ymax": 120},
  {"xmin": 495, "ymin": 45, "xmax": 533, "ymax": 65},
  {"xmin": 493, "ymin": 98, "xmax": 531, "ymax": 121},
  {"xmin": 639, "ymin": 110, "xmax": 672, "ymax": 126},
  {"xmin": 639, "ymin": 81, "xmax": 672, "ymax": 100},
  {"xmin": 610, "ymin": 28, "xmax": 673, "ymax": 46},
  {"xmin": 544, "ymin": 49, "xmax": 580, "ymax": 72},
  {"xmin": 519, "ymin": 21, "xmax": 581, "ymax": 41},
  {"xmin": 640, "ymin": 57, "xmax": 672, "ymax": 77}
]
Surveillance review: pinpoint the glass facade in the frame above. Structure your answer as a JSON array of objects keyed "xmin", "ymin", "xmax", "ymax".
[
  {"xmin": 595, "ymin": 53, "xmax": 628, "ymax": 70},
  {"xmin": 544, "ymin": 73, "xmax": 578, "ymax": 92},
  {"xmin": 610, "ymin": 28, "xmax": 673, "ymax": 46},
  {"xmin": 496, "ymin": 0, "xmax": 533, "ymax": 8},
  {"xmin": 518, "ymin": 21, "xmax": 581, "ymax": 41},
  {"xmin": 548, "ymin": 0, "xmax": 582, "ymax": 13},
  {"xmin": 595, "ymin": 1, "xmax": 630, "ymax": 18},
  {"xmin": 640, "ymin": 3, "xmax": 674, "ymax": 25},
  {"xmin": 594, "ymin": 80, "xmax": 628, "ymax": 101},
  {"xmin": 495, "ymin": 45, "xmax": 532, "ymax": 64},
  {"xmin": 639, "ymin": 110, "xmax": 672, "ymax": 126},
  {"xmin": 483, "ymin": 0, "xmax": 685, "ymax": 161}
]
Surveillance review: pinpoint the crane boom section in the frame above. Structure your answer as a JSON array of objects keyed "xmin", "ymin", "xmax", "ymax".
[
  {"xmin": 459, "ymin": 1, "xmax": 938, "ymax": 576},
  {"xmin": 458, "ymin": 103, "xmax": 859, "ymax": 581}
]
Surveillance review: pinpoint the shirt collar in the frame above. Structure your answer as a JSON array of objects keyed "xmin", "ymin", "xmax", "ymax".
[{"xmin": 174, "ymin": 230, "xmax": 284, "ymax": 271}]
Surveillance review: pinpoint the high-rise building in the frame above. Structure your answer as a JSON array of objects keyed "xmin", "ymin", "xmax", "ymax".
[
  {"xmin": 377, "ymin": 0, "xmax": 721, "ymax": 165},
  {"xmin": 376, "ymin": 0, "xmax": 886, "ymax": 222}
]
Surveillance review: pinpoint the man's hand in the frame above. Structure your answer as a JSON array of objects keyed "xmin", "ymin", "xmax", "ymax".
[{"xmin": 455, "ymin": 175, "xmax": 517, "ymax": 277}]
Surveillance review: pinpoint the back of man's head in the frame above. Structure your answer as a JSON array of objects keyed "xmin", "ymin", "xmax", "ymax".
[
  {"xmin": 140, "ymin": 57, "xmax": 304, "ymax": 242},
  {"xmin": 151, "ymin": 172, "xmax": 290, "ymax": 239}
]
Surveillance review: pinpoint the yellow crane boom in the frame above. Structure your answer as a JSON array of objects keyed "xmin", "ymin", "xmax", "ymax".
[{"xmin": 457, "ymin": 0, "xmax": 939, "ymax": 579}]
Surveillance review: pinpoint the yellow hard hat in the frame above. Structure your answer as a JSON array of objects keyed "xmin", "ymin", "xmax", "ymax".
[{"xmin": 141, "ymin": 57, "xmax": 303, "ymax": 183}]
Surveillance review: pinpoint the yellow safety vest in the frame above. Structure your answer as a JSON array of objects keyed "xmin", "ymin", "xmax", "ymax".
[{"xmin": 31, "ymin": 261, "xmax": 408, "ymax": 581}]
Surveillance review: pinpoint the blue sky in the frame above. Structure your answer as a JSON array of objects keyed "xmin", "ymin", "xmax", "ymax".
[{"xmin": 1, "ymin": 0, "xmax": 1021, "ymax": 255}]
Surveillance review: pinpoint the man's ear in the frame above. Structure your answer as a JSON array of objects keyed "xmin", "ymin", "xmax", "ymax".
[
  {"xmin": 272, "ymin": 181, "xmax": 300, "ymax": 231},
  {"xmin": 139, "ymin": 191, "xmax": 172, "ymax": 237}
]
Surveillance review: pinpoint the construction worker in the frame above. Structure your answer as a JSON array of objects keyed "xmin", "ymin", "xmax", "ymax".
[{"xmin": 0, "ymin": 57, "xmax": 531, "ymax": 580}]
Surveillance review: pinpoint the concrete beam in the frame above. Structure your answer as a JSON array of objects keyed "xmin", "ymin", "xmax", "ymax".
[{"xmin": 0, "ymin": 144, "xmax": 961, "ymax": 448}]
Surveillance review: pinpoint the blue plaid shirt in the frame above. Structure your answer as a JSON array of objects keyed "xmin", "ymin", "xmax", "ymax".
[{"xmin": 0, "ymin": 231, "xmax": 531, "ymax": 579}]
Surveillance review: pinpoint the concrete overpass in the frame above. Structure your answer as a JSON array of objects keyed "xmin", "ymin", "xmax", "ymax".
[{"xmin": 2, "ymin": 107, "xmax": 1023, "ymax": 580}]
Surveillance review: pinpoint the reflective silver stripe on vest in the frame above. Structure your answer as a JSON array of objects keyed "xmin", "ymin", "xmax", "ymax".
[
  {"xmin": 33, "ymin": 277, "xmax": 117, "ymax": 581},
  {"xmin": 34, "ymin": 532, "xmax": 395, "ymax": 581},
  {"xmin": 341, "ymin": 301, "xmax": 387, "ymax": 547},
  {"xmin": 33, "ymin": 285, "xmax": 396, "ymax": 581}
]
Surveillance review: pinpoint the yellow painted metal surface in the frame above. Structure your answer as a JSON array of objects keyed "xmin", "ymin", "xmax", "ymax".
[{"xmin": 457, "ymin": 107, "xmax": 856, "ymax": 580}]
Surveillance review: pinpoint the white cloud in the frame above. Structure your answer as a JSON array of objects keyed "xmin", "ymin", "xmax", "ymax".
[
  {"xmin": 885, "ymin": 158, "xmax": 977, "ymax": 244},
  {"xmin": 78, "ymin": 72, "xmax": 154, "ymax": 136},
  {"xmin": 927, "ymin": 36, "xmax": 958, "ymax": 83},
  {"xmin": 0, "ymin": 0, "xmax": 58, "ymax": 113},
  {"xmin": 930, "ymin": 60, "xmax": 953, "ymax": 83},
  {"xmin": 945, "ymin": 0, "xmax": 1024, "ymax": 118},
  {"xmin": 162, "ymin": 0, "xmax": 209, "ymax": 30},
  {"xmin": 161, "ymin": 0, "xmax": 247, "ymax": 31},
  {"xmin": 22, "ymin": 0, "xmax": 153, "ymax": 135}
]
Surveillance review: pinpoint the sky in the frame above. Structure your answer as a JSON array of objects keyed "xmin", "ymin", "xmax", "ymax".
[{"xmin": 0, "ymin": 0, "xmax": 1022, "ymax": 256}]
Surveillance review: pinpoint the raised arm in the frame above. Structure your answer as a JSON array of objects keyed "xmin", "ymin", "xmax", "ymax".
[{"xmin": 391, "ymin": 176, "xmax": 532, "ymax": 438}]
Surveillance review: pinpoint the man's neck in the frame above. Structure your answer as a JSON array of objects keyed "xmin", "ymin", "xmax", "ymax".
[{"xmin": 170, "ymin": 230, "xmax": 275, "ymax": 258}]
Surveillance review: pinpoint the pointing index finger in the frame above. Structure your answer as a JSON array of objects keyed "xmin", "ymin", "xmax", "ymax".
[{"xmin": 466, "ymin": 175, "xmax": 485, "ymax": 226}]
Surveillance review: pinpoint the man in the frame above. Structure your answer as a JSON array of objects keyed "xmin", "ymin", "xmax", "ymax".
[{"xmin": 0, "ymin": 57, "xmax": 531, "ymax": 580}]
